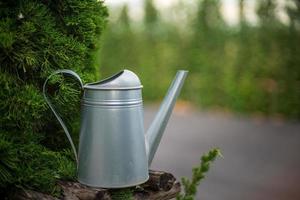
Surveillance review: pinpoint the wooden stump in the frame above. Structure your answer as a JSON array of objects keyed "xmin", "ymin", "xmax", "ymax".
[{"xmin": 13, "ymin": 170, "xmax": 181, "ymax": 200}]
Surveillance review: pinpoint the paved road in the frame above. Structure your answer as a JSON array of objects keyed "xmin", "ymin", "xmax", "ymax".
[{"xmin": 144, "ymin": 105, "xmax": 300, "ymax": 200}]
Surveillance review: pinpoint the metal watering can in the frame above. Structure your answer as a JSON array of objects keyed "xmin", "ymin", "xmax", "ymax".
[{"xmin": 43, "ymin": 69, "xmax": 188, "ymax": 188}]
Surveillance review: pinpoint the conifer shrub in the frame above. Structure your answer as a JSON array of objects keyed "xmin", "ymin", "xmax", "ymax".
[{"xmin": 0, "ymin": 0, "xmax": 108, "ymax": 196}]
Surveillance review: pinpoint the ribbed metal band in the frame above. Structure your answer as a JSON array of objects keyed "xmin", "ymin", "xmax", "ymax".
[
  {"xmin": 83, "ymin": 85, "xmax": 143, "ymax": 90},
  {"xmin": 82, "ymin": 99, "xmax": 143, "ymax": 106}
]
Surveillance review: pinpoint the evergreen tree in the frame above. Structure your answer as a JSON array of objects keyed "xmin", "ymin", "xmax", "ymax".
[
  {"xmin": 191, "ymin": 0, "xmax": 225, "ymax": 59},
  {"xmin": 187, "ymin": 0, "xmax": 226, "ymax": 106},
  {"xmin": 0, "ymin": 0, "xmax": 108, "ymax": 196},
  {"xmin": 141, "ymin": 0, "xmax": 174, "ymax": 99},
  {"xmin": 239, "ymin": 0, "xmax": 246, "ymax": 26},
  {"xmin": 194, "ymin": 0, "xmax": 224, "ymax": 33},
  {"xmin": 281, "ymin": 0, "xmax": 300, "ymax": 117},
  {"xmin": 143, "ymin": 0, "xmax": 162, "ymax": 42},
  {"xmin": 256, "ymin": 0, "xmax": 279, "ymax": 27},
  {"xmin": 286, "ymin": 0, "xmax": 300, "ymax": 30},
  {"xmin": 144, "ymin": 0, "xmax": 159, "ymax": 28},
  {"xmin": 100, "ymin": 4, "xmax": 138, "ymax": 75},
  {"xmin": 119, "ymin": 5, "xmax": 131, "ymax": 30}
]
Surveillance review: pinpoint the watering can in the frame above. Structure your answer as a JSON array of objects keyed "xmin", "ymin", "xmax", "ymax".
[{"xmin": 43, "ymin": 69, "xmax": 188, "ymax": 188}]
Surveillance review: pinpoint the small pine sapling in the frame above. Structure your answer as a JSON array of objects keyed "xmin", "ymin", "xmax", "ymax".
[{"xmin": 177, "ymin": 148, "xmax": 222, "ymax": 200}]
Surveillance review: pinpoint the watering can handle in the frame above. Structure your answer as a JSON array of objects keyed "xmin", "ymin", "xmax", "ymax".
[{"xmin": 43, "ymin": 69, "xmax": 83, "ymax": 164}]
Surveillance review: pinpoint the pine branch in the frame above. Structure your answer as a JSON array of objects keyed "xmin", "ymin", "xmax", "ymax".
[{"xmin": 176, "ymin": 148, "xmax": 222, "ymax": 200}]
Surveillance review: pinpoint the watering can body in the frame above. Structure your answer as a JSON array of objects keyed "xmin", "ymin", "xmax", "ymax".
[
  {"xmin": 78, "ymin": 72, "xmax": 148, "ymax": 187},
  {"xmin": 43, "ymin": 69, "xmax": 188, "ymax": 188}
]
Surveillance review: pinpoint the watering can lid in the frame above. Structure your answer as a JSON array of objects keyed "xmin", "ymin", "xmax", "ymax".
[{"xmin": 84, "ymin": 69, "xmax": 143, "ymax": 90}]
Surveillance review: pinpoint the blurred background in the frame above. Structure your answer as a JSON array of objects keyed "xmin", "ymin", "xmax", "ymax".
[
  {"xmin": 101, "ymin": 0, "xmax": 300, "ymax": 199},
  {"xmin": 101, "ymin": 0, "xmax": 299, "ymax": 119}
]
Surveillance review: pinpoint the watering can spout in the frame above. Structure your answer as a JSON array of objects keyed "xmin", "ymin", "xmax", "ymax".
[{"xmin": 146, "ymin": 70, "xmax": 188, "ymax": 166}]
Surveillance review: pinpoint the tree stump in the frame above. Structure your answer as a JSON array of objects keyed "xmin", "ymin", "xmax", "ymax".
[{"xmin": 13, "ymin": 170, "xmax": 181, "ymax": 200}]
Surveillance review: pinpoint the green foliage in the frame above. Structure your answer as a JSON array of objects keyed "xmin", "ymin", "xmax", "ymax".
[
  {"xmin": 111, "ymin": 188, "xmax": 133, "ymax": 200},
  {"xmin": 0, "ymin": 136, "xmax": 76, "ymax": 196},
  {"xmin": 13, "ymin": 144, "xmax": 76, "ymax": 196},
  {"xmin": 0, "ymin": 137, "xmax": 18, "ymax": 188},
  {"xmin": 100, "ymin": 0, "xmax": 300, "ymax": 119},
  {"xmin": 0, "ymin": 0, "xmax": 108, "ymax": 196},
  {"xmin": 176, "ymin": 149, "xmax": 222, "ymax": 200}
]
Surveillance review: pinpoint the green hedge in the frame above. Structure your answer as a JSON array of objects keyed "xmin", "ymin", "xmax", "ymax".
[{"xmin": 0, "ymin": 0, "xmax": 108, "ymax": 196}]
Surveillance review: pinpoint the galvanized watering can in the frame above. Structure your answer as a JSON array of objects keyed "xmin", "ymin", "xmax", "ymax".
[{"xmin": 43, "ymin": 69, "xmax": 188, "ymax": 188}]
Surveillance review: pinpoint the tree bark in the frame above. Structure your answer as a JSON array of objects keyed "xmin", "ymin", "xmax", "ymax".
[
  {"xmin": 141, "ymin": 170, "xmax": 176, "ymax": 191},
  {"xmin": 13, "ymin": 170, "xmax": 181, "ymax": 200},
  {"xmin": 134, "ymin": 182, "xmax": 180, "ymax": 200}
]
